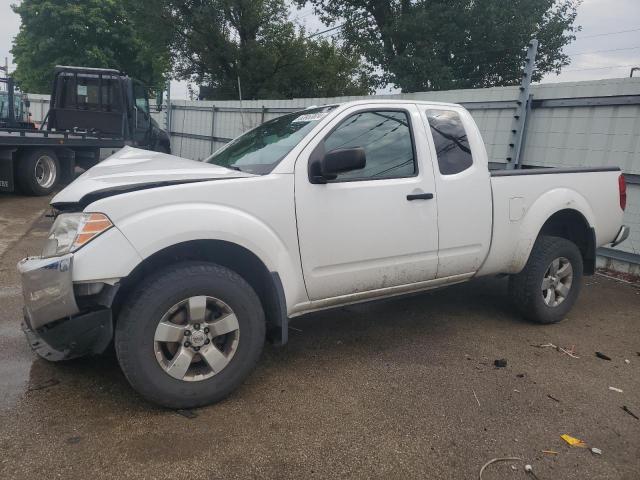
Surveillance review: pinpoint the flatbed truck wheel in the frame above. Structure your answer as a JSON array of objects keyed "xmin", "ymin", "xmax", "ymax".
[{"xmin": 16, "ymin": 148, "xmax": 60, "ymax": 196}]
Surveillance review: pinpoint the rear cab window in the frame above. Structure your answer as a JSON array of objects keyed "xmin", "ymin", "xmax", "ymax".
[
  {"xmin": 426, "ymin": 110, "xmax": 473, "ymax": 175},
  {"xmin": 56, "ymin": 72, "xmax": 123, "ymax": 112}
]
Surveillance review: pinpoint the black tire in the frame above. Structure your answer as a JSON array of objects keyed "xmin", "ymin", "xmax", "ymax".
[
  {"xmin": 509, "ymin": 235, "xmax": 583, "ymax": 324},
  {"xmin": 115, "ymin": 262, "xmax": 265, "ymax": 408},
  {"xmin": 16, "ymin": 148, "xmax": 60, "ymax": 196}
]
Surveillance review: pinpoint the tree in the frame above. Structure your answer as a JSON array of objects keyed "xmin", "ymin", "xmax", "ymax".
[
  {"xmin": 298, "ymin": 0, "xmax": 581, "ymax": 92},
  {"xmin": 11, "ymin": 0, "xmax": 170, "ymax": 93},
  {"xmin": 137, "ymin": 0, "xmax": 374, "ymax": 99}
]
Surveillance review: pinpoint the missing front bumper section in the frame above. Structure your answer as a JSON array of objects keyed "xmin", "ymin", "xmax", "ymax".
[{"xmin": 23, "ymin": 308, "xmax": 113, "ymax": 361}]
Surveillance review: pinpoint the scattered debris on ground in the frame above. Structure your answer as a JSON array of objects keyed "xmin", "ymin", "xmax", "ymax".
[
  {"xmin": 534, "ymin": 342, "xmax": 580, "ymax": 358},
  {"xmin": 547, "ymin": 394, "xmax": 560, "ymax": 402},
  {"xmin": 622, "ymin": 406, "xmax": 639, "ymax": 420},
  {"xmin": 478, "ymin": 457, "xmax": 522, "ymax": 480},
  {"xmin": 561, "ymin": 434, "xmax": 587, "ymax": 448},
  {"xmin": 65, "ymin": 436, "xmax": 82, "ymax": 445},
  {"xmin": 591, "ymin": 447, "xmax": 603, "ymax": 455},
  {"xmin": 542, "ymin": 450, "xmax": 559, "ymax": 455},
  {"xmin": 609, "ymin": 386, "xmax": 623, "ymax": 393},
  {"xmin": 524, "ymin": 464, "xmax": 541, "ymax": 479},
  {"xmin": 473, "ymin": 389, "xmax": 481, "ymax": 407},
  {"xmin": 624, "ymin": 359, "xmax": 630, "ymax": 364},
  {"xmin": 494, "ymin": 358, "xmax": 507, "ymax": 368},
  {"xmin": 595, "ymin": 351, "xmax": 612, "ymax": 361}
]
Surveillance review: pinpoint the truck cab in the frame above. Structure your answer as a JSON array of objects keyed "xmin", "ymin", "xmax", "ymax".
[
  {"xmin": 48, "ymin": 66, "xmax": 169, "ymax": 153},
  {"xmin": 0, "ymin": 76, "xmax": 35, "ymax": 130},
  {"xmin": 0, "ymin": 66, "xmax": 171, "ymax": 196}
]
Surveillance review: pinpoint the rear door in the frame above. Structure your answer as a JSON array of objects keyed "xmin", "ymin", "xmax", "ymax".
[
  {"xmin": 294, "ymin": 104, "xmax": 440, "ymax": 301},
  {"xmin": 420, "ymin": 107, "xmax": 492, "ymax": 277}
]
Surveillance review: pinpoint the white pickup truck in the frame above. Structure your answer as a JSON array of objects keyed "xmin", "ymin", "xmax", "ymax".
[{"xmin": 19, "ymin": 100, "xmax": 629, "ymax": 408}]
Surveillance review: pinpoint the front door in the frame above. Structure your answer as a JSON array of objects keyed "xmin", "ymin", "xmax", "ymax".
[{"xmin": 295, "ymin": 104, "xmax": 439, "ymax": 301}]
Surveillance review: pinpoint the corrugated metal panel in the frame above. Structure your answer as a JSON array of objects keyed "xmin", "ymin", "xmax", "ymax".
[
  {"xmin": 521, "ymin": 103, "xmax": 640, "ymax": 173},
  {"xmin": 26, "ymin": 94, "xmax": 50, "ymax": 122}
]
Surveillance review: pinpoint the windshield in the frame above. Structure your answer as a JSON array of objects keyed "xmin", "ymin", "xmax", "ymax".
[{"xmin": 205, "ymin": 106, "xmax": 336, "ymax": 174}]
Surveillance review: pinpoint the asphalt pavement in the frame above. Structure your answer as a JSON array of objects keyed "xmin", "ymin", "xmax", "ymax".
[{"xmin": 0, "ymin": 192, "xmax": 639, "ymax": 480}]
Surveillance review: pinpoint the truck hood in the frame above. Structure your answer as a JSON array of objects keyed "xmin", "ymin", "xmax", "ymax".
[{"xmin": 51, "ymin": 146, "xmax": 253, "ymax": 208}]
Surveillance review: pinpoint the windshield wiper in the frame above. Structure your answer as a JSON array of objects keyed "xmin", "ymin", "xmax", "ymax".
[{"xmin": 227, "ymin": 165, "xmax": 243, "ymax": 171}]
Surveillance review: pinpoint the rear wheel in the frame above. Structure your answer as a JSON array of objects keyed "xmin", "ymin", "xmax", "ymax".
[
  {"xmin": 509, "ymin": 235, "xmax": 583, "ymax": 324},
  {"xmin": 16, "ymin": 148, "xmax": 59, "ymax": 196},
  {"xmin": 115, "ymin": 262, "xmax": 265, "ymax": 408}
]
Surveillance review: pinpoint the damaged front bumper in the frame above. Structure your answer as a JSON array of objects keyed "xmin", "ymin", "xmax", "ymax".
[{"xmin": 18, "ymin": 254, "xmax": 115, "ymax": 361}]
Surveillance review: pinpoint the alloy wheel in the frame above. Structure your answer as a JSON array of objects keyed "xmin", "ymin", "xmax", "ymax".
[{"xmin": 153, "ymin": 296, "xmax": 240, "ymax": 382}]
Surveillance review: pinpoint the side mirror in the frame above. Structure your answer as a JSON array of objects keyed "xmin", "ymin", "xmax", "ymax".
[{"xmin": 320, "ymin": 147, "xmax": 366, "ymax": 180}]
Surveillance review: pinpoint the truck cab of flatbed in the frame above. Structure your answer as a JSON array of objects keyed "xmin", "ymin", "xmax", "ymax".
[{"xmin": 0, "ymin": 66, "xmax": 170, "ymax": 196}]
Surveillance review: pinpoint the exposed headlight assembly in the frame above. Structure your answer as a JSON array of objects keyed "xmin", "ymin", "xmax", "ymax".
[{"xmin": 41, "ymin": 213, "xmax": 113, "ymax": 258}]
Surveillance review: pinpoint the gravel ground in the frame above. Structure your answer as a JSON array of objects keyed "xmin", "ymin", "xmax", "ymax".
[{"xmin": 0, "ymin": 192, "xmax": 639, "ymax": 480}]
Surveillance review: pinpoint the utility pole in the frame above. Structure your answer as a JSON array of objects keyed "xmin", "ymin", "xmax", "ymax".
[
  {"xmin": 506, "ymin": 39, "xmax": 538, "ymax": 169},
  {"xmin": 0, "ymin": 57, "xmax": 8, "ymax": 78},
  {"xmin": 165, "ymin": 80, "xmax": 171, "ymax": 134},
  {"xmin": 7, "ymin": 76, "xmax": 15, "ymax": 125}
]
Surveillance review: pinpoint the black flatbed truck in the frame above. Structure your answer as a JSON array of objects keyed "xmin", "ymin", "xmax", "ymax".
[{"xmin": 0, "ymin": 66, "xmax": 170, "ymax": 196}]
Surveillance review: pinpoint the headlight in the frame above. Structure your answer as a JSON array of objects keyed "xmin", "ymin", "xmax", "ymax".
[{"xmin": 41, "ymin": 213, "xmax": 113, "ymax": 258}]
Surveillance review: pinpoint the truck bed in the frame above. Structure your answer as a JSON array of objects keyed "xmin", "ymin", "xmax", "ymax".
[
  {"xmin": 479, "ymin": 166, "xmax": 623, "ymax": 277},
  {"xmin": 490, "ymin": 166, "xmax": 620, "ymax": 176}
]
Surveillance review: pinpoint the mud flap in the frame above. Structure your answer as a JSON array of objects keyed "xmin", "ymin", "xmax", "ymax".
[
  {"xmin": 266, "ymin": 272, "xmax": 288, "ymax": 346},
  {"xmin": 0, "ymin": 148, "xmax": 16, "ymax": 192}
]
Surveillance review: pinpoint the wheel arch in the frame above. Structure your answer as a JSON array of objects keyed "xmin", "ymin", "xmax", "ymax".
[
  {"xmin": 538, "ymin": 209, "xmax": 596, "ymax": 275},
  {"xmin": 506, "ymin": 188, "xmax": 597, "ymax": 275},
  {"xmin": 113, "ymin": 239, "xmax": 288, "ymax": 345}
]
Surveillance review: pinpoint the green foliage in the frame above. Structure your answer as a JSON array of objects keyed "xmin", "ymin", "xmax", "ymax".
[
  {"xmin": 11, "ymin": 0, "xmax": 170, "ymax": 93},
  {"xmin": 298, "ymin": 0, "xmax": 581, "ymax": 92},
  {"xmin": 140, "ymin": 0, "xmax": 374, "ymax": 99}
]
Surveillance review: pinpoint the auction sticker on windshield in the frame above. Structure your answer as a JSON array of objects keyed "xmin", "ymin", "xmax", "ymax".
[{"xmin": 292, "ymin": 112, "xmax": 330, "ymax": 123}]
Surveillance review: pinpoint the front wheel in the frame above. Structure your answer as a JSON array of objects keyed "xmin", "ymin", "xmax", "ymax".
[
  {"xmin": 115, "ymin": 262, "xmax": 265, "ymax": 408},
  {"xmin": 509, "ymin": 235, "xmax": 583, "ymax": 324}
]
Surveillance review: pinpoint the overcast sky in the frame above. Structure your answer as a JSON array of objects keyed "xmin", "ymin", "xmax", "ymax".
[{"xmin": 1, "ymin": 0, "xmax": 639, "ymax": 98}]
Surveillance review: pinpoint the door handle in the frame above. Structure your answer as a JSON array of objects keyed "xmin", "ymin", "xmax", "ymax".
[{"xmin": 406, "ymin": 193, "xmax": 434, "ymax": 201}]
